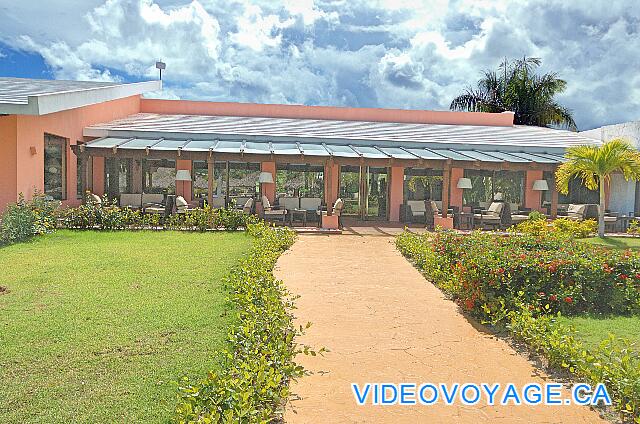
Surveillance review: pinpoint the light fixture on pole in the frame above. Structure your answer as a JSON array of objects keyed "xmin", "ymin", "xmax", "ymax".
[
  {"xmin": 155, "ymin": 60, "xmax": 166, "ymax": 80},
  {"xmin": 175, "ymin": 169, "xmax": 192, "ymax": 197},
  {"xmin": 457, "ymin": 177, "xmax": 472, "ymax": 210},
  {"xmin": 258, "ymin": 171, "xmax": 274, "ymax": 200},
  {"xmin": 532, "ymin": 180, "xmax": 549, "ymax": 191},
  {"xmin": 532, "ymin": 179, "xmax": 549, "ymax": 210}
]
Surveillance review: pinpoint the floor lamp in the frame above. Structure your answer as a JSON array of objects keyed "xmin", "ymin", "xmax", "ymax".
[
  {"xmin": 532, "ymin": 179, "xmax": 549, "ymax": 212},
  {"xmin": 457, "ymin": 177, "xmax": 472, "ymax": 211},
  {"xmin": 175, "ymin": 170, "xmax": 192, "ymax": 199}
]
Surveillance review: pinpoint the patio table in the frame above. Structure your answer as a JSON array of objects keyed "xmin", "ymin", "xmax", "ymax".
[{"xmin": 290, "ymin": 208, "xmax": 307, "ymax": 227}]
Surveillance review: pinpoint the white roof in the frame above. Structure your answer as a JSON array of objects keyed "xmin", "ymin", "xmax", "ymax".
[
  {"xmin": 84, "ymin": 112, "xmax": 600, "ymax": 154},
  {"xmin": 0, "ymin": 77, "xmax": 161, "ymax": 115}
]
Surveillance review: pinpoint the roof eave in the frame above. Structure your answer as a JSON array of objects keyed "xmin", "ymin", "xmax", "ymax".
[{"xmin": 0, "ymin": 80, "xmax": 161, "ymax": 116}]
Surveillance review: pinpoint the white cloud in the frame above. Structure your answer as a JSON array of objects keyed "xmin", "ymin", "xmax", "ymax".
[{"xmin": 1, "ymin": 0, "xmax": 639, "ymax": 129}]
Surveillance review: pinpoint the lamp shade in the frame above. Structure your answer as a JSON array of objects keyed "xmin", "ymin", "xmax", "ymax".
[
  {"xmin": 258, "ymin": 171, "xmax": 274, "ymax": 184},
  {"xmin": 456, "ymin": 177, "xmax": 472, "ymax": 189},
  {"xmin": 532, "ymin": 180, "xmax": 549, "ymax": 191},
  {"xmin": 175, "ymin": 170, "xmax": 192, "ymax": 181}
]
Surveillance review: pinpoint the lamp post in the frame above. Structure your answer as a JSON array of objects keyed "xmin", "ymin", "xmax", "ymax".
[{"xmin": 175, "ymin": 169, "xmax": 192, "ymax": 198}]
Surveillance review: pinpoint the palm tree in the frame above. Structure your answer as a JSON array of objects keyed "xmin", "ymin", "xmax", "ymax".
[
  {"xmin": 451, "ymin": 57, "xmax": 577, "ymax": 130},
  {"xmin": 556, "ymin": 139, "xmax": 640, "ymax": 237}
]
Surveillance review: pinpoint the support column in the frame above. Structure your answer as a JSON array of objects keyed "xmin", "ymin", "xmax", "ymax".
[
  {"xmin": 524, "ymin": 170, "xmax": 544, "ymax": 212},
  {"xmin": 389, "ymin": 166, "xmax": 404, "ymax": 222},
  {"xmin": 434, "ymin": 164, "xmax": 454, "ymax": 229},
  {"xmin": 550, "ymin": 174, "xmax": 559, "ymax": 218},
  {"xmin": 92, "ymin": 156, "xmax": 105, "ymax": 196},
  {"xmin": 449, "ymin": 167, "xmax": 464, "ymax": 210},
  {"xmin": 207, "ymin": 158, "xmax": 213, "ymax": 207},
  {"xmin": 176, "ymin": 159, "xmax": 192, "ymax": 199},
  {"xmin": 261, "ymin": 161, "xmax": 276, "ymax": 204},
  {"xmin": 78, "ymin": 154, "xmax": 88, "ymax": 198},
  {"xmin": 324, "ymin": 160, "xmax": 339, "ymax": 207},
  {"xmin": 132, "ymin": 159, "xmax": 143, "ymax": 193}
]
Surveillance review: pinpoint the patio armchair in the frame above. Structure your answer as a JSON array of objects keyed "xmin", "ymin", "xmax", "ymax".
[
  {"xmin": 425, "ymin": 200, "xmax": 454, "ymax": 229},
  {"xmin": 317, "ymin": 198, "xmax": 344, "ymax": 228},
  {"xmin": 473, "ymin": 202, "xmax": 510, "ymax": 230},
  {"xmin": 85, "ymin": 192, "xmax": 102, "ymax": 206},
  {"xmin": 403, "ymin": 200, "xmax": 428, "ymax": 224},
  {"xmin": 510, "ymin": 207, "xmax": 532, "ymax": 225},
  {"xmin": 300, "ymin": 197, "xmax": 322, "ymax": 225},
  {"xmin": 209, "ymin": 196, "xmax": 226, "ymax": 209},
  {"xmin": 261, "ymin": 195, "xmax": 287, "ymax": 223},
  {"xmin": 119, "ymin": 193, "xmax": 142, "ymax": 209},
  {"xmin": 566, "ymin": 204, "xmax": 599, "ymax": 221},
  {"xmin": 175, "ymin": 196, "xmax": 197, "ymax": 214}
]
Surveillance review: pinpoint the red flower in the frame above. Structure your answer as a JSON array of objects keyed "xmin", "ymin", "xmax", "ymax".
[
  {"xmin": 497, "ymin": 267, "xmax": 505, "ymax": 274},
  {"xmin": 538, "ymin": 291, "xmax": 546, "ymax": 297},
  {"xmin": 550, "ymin": 294, "xmax": 558, "ymax": 301},
  {"xmin": 463, "ymin": 299, "xmax": 475, "ymax": 310},
  {"xmin": 635, "ymin": 273, "xmax": 640, "ymax": 280},
  {"xmin": 564, "ymin": 296, "xmax": 573, "ymax": 304},
  {"xmin": 519, "ymin": 254, "xmax": 526, "ymax": 260},
  {"xmin": 620, "ymin": 274, "xmax": 628, "ymax": 280}
]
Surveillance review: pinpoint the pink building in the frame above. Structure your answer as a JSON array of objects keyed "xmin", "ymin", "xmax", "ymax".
[{"xmin": 0, "ymin": 77, "xmax": 604, "ymax": 228}]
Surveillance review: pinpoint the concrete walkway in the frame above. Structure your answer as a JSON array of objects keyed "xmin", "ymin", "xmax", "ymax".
[{"xmin": 275, "ymin": 235, "xmax": 605, "ymax": 423}]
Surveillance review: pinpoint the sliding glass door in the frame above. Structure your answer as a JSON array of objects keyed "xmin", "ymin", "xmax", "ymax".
[{"xmin": 339, "ymin": 165, "xmax": 389, "ymax": 220}]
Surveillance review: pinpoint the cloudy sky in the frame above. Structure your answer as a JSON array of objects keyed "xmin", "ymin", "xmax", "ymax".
[{"xmin": 0, "ymin": 0, "xmax": 638, "ymax": 130}]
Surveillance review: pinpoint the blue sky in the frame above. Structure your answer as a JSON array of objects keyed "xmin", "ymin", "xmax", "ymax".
[{"xmin": 0, "ymin": 0, "xmax": 638, "ymax": 130}]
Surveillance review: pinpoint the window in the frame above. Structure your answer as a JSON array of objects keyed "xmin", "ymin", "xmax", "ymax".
[
  {"xmin": 404, "ymin": 168, "xmax": 442, "ymax": 201},
  {"xmin": 142, "ymin": 159, "xmax": 176, "ymax": 194},
  {"xmin": 44, "ymin": 134, "xmax": 67, "ymax": 200},
  {"xmin": 276, "ymin": 163, "xmax": 324, "ymax": 198},
  {"xmin": 104, "ymin": 158, "xmax": 132, "ymax": 198},
  {"xmin": 463, "ymin": 169, "xmax": 524, "ymax": 205},
  {"xmin": 228, "ymin": 162, "xmax": 260, "ymax": 198},
  {"xmin": 192, "ymin": 160, "xmax": 227, "ymax": 200}
]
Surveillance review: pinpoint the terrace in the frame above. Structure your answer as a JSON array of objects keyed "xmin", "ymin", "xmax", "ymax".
[{"xmin": 73, "ymin": 108, "xmax": 607, "ymax": 230}]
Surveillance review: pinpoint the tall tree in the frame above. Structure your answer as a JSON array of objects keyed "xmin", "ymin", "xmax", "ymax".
[
  {"xmin": 556, "ymin": 139, "xmax": 640, "ymax": 237},
  {"xmin": 451, "ymin": 57, "xmax": 577, "ymax": 130}
]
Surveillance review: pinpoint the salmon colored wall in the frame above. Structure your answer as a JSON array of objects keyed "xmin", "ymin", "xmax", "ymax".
[
  {"xmin": 11, "ymin": 95, "xmax": 140, "ymax": 210},
  {"xmin": 261, "ymin": 161, "xmax": 276, "ymax": 204},
  {"xmin": 0, "ymin": 115, "xmax": 18, "ymax": 210},
  {"xmin": 324, "ymin": 162, "xmax": 340, "ymax": 207},
  {"xmin": 176, "ymin": 159, "xmax": 192, "ymax": 200},
  {"xmin": 141, "ymin": 99, "xmax": 515, "ymax": 127},
  {"xmin": 450, "ymin": 168, "xmax": 465, "ymax": 209},
  {"xmin": 524, "ymin": 170, "xmax": 544, "ymax": 211},
  {"xmin": 389, "ymin": 166, "xmax": 404, "ymax": 221}
]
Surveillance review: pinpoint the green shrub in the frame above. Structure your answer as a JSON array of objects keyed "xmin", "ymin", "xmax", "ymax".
[
  {"xmin": 1, "ymin": 193, "xmax": 58, "ymax": 244},
  {"xmin": 512, "ymin": 217, "xmax": 596, "ymax": 239},
  {"xmin": 628, "ymin": 220, "xmax": 640, "ymax": 235},
  {"xmin": 397, "ymin": 230, "xmax": 640, "ymax": 421},
  {"xmin": 60, "ymin": 196, "xmax": 257, "ymax": 231},
  {"xmin": 175, "ymin": 223, "xmax": 313, "ymax": 423}
]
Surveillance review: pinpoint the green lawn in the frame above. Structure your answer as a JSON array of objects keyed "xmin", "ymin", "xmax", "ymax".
[
  {"xmin": 557, "ymin": 315, "xmax": 640, "ymax": 351},
  {"xmin": 581, "ymin": 236, "xmax": 640, "ymax": 250},
  {"xmin": 0, "ymin": 230, "xmax": 252, "ymax": 423}
]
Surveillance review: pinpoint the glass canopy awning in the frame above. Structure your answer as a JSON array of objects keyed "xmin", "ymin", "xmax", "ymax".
[{"xmin": 82, "ymin": 136, "xmax": 566, "ymax": 164}]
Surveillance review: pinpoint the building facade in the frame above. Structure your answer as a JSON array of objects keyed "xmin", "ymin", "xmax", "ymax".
[{"xmin": 0, "ymin": 77, "xmax": 607, "ymax": 226}]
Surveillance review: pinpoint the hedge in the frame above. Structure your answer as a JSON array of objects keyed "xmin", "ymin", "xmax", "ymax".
[
  {"xmin": 175, "ymin": 222, "xmax": 314, "ymax": 423},
  {"xmin": 396, "ymin": 230, "xmax": 640, "ymax": 422}
]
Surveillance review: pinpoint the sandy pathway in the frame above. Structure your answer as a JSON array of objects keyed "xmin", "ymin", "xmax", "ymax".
[{"xmin": 275, "ymin": 235, "xmax": 606, "ymax": 423}]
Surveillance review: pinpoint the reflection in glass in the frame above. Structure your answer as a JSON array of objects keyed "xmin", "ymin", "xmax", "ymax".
[
  {"xmin": 142, "ymin": 159, "xmax": 176, "ymax": 194},
  {"xmin": 404, "ymin": 169, "xmax": 443, "ymax": 201},
  {"xmin": 44, "ymin": 134, "xmax": 66, "ymax": 200},
  {"xmin": 276, "ymin": 164, "xmax": 324, "ymax": 198},
  {"xmin": 105, "ymin": 158, "xmax": 132, "ymax": 198}
]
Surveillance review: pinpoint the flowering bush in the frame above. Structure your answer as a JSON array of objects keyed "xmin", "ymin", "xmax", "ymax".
[
  {"xmin": 397, "ymin": 230, "xmax": 640, "ymax": 421},
  {"xmin": 397, "ymin": 230, "xmax": 640, "ymax": 319}
]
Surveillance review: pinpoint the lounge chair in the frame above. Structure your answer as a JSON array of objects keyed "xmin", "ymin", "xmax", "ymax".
[
  {"xmin": 301, "ymin": 197, "xmax": 323, "ymax": 224},
  {"xmin": 261, "ymin": 195, "xmax": 287, "ymax": 223},
  {"xmin": 209, "ymin": 196, "xmax": 226, "ymax": 209},
  {"xmin": 175, "ymin": 196, "xmax": 196, "ymax": 214},
  {"xmin": 85, "ymin": 192, "xmax": 102, "ymax": 206}
]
